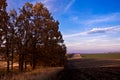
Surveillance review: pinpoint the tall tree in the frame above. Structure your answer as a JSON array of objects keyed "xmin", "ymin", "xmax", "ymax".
[
  {"xmin": 0, "ymin": 0, "xmax": 10, "ymax": 72},
  {"xmin": 32, "ymin": 2, "xmax": 66, "ymax": 67},
  {"xmin": 0, "ymin": 1, "xmax": 66, "ymax": 72},
  {"xmin": 9, "ymin": 9, "xmax": 17, "ymax": 70},
  {"xmin": 17, "ymin": 2, "xmax": 66, "ymax": 69},
  {"xmin": 15, "ymin": 2, "xmax": 33, "ymax": 71}
]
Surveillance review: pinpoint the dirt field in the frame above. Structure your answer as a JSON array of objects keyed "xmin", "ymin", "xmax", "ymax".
[
  {"xmin": 57, "ymin": 58, "xmax": 120, "ymax": 80},
  {"xmin": 66, "ymin": 58, "xmax": 120, "ymax": 68}
]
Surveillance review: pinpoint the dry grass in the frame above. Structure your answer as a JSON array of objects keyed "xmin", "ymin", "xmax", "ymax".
[
  {"xmin": 3, "ymin": 67, "xmax": 63, "ymax": 80},
  {"xmin": 0, "ymin": 60, "xmax": 63, "ymax": 80},
  {"xmin": 0, "ymin": 61, "xmax": 7, "ymax": 69}
]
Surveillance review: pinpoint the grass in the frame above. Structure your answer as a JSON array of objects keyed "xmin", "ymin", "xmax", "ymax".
[
  {"xmin": 0, "ymin": 54, "xmax": 65, "ymax": 80},
  {"xmin": 0, "ymin": 67, "xmax": 63, "ymax": 80},
  {"xmin": 0, "ymin": 60, "xmax": 63, "ymax": 80},
  {"xmin": 81, "ymin": 53, "xmax": 120, "ymax": 59}
]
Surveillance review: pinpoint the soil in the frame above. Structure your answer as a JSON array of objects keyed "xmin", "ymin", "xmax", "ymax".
[{"xmin": 57, "ymin": 58, "xmax": 120, "ymax": 80}]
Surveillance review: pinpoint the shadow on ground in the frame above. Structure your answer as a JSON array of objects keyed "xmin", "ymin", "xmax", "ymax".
[
  {"xmin": 57, "ymin": 67, "xmax": 120, "ymax": 80},
  {"xmin": 57, "ymin": 58, "xmax": 120, "ymax": 80}
]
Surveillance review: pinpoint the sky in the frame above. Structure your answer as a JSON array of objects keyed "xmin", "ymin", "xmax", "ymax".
[{"xmin": 7, "ymin": 0, "xmax": 120, "ymax": 53}]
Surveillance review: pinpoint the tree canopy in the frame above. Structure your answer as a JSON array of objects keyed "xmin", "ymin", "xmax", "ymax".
[{"xmin": 0, "ymin": 0, "xmax": 66, "ymax": 72}]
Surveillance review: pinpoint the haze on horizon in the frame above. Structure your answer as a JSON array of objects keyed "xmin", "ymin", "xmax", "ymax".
[{"xmin": 7, "ymin": 0, "xmax": 120, "ymax": 53}]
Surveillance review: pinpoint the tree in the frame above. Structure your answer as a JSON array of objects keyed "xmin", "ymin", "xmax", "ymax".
[
  {"xmin": 0, "ymin": 1, "xmax": 66, "ymax": 72},
  {"xmin": 16, "ymin": 2, "xmax": 34, "ymax": 71},
  {"xmin": 17, "ymin": 2, "xmax": 66, "ymax": 69},
  {"xmin": 0, "ymin": 0, "xmax": 10, "ymax": 72},
  {"xmin": 31, "ymin": 2, "xmax": 66, "ymax": 67},
  {"xmin": 9, "ymin": 9, "xmax": 17, "ymax": 70}
]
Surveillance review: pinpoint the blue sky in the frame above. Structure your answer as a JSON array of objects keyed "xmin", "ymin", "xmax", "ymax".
[{"xmin": 7, "ymin": 0, "xmax": 120, "ymax": 53}]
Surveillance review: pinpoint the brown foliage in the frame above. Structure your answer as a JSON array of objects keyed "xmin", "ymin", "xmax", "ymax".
[{"xmin": 0, "ymin": 1, "xmax": 66, "ymax": 72}]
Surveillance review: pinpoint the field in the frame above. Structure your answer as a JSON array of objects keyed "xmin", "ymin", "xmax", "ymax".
[
  {"xmin": 81, "ymin": 53, "xmax": 120, "ymax": 59},
  {"xmin": 58, "ymin": 53, "xmax": 120, "ymax": 80},
  {"xmin": 0, "ymin": 53, "xmax": 120, "ymax": 80}
]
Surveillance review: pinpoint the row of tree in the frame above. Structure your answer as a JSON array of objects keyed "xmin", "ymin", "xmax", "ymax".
[{"xmin": 0, "ymin": 0, "xmax": 66, "ymax": 72}]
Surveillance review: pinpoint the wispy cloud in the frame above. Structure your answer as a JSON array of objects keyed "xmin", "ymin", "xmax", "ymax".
[
  {"xmin": 64, "ymin": 25, "xmax": 120, "ymax": 38},
  {"xmin": 66, "ymin": 35, "xmax": 120, "ymax": 53},
  {"xmin": 64, "ymin": 0, "xmax": 75, "ymax": 12},
  {"xmin": 30, "ymin": 0, "xmax": 57, "ymax": 12},
  {"xmin": 63, "ymin": 32, "xmax": 85, "ymax": 38},
  {"xmin": 84, "ymin": 13, "xmax": 120, "ymax": 25},
  {"xmin": 85, "ymin": 16, "xmax": 113, "ymax": 25},
  {"xmin": 7, "ymin": 0, "xmax": 58, "ymax": 13},
  {"xmin": 86, "ymin": 26, "xmax": 120, "ymax": 34},
  {"xmin": 7, "ymin": 0, "xmax": 76, "ymax": 14},
  {"xmin": 67, "ymin": 40, "xmax": 120, "ymax": 53},
  {"xmin": 70, "ymin": 13, "xmax": 120, "ymax": 26}
]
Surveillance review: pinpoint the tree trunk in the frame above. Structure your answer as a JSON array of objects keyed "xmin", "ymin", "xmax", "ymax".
[
  {"xmin": 11, "ymin": 48, "xmax": 14, "ymax": 70},
  {"xmin": 6, "ymin": 39, "xmax": 10, "ymax": 72},
  {"xmin": 24, "ymin": 61, "xmax": 27, "ymax": 70},
  {"xmin": 32, "ymin": 54, "xmax": 36, "ymax": 70},
  {"xmin": 19, "ymin": 54, "xmax": 24, "ymax": 72},
  {"xmin": 6, "ymin": 52, "xmax": 10, "ymax": 72}
]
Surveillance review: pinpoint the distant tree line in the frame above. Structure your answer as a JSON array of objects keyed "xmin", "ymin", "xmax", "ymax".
[{"xmin": 0, "ymin": 0, "xmax": 66, "ymax": 72}]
